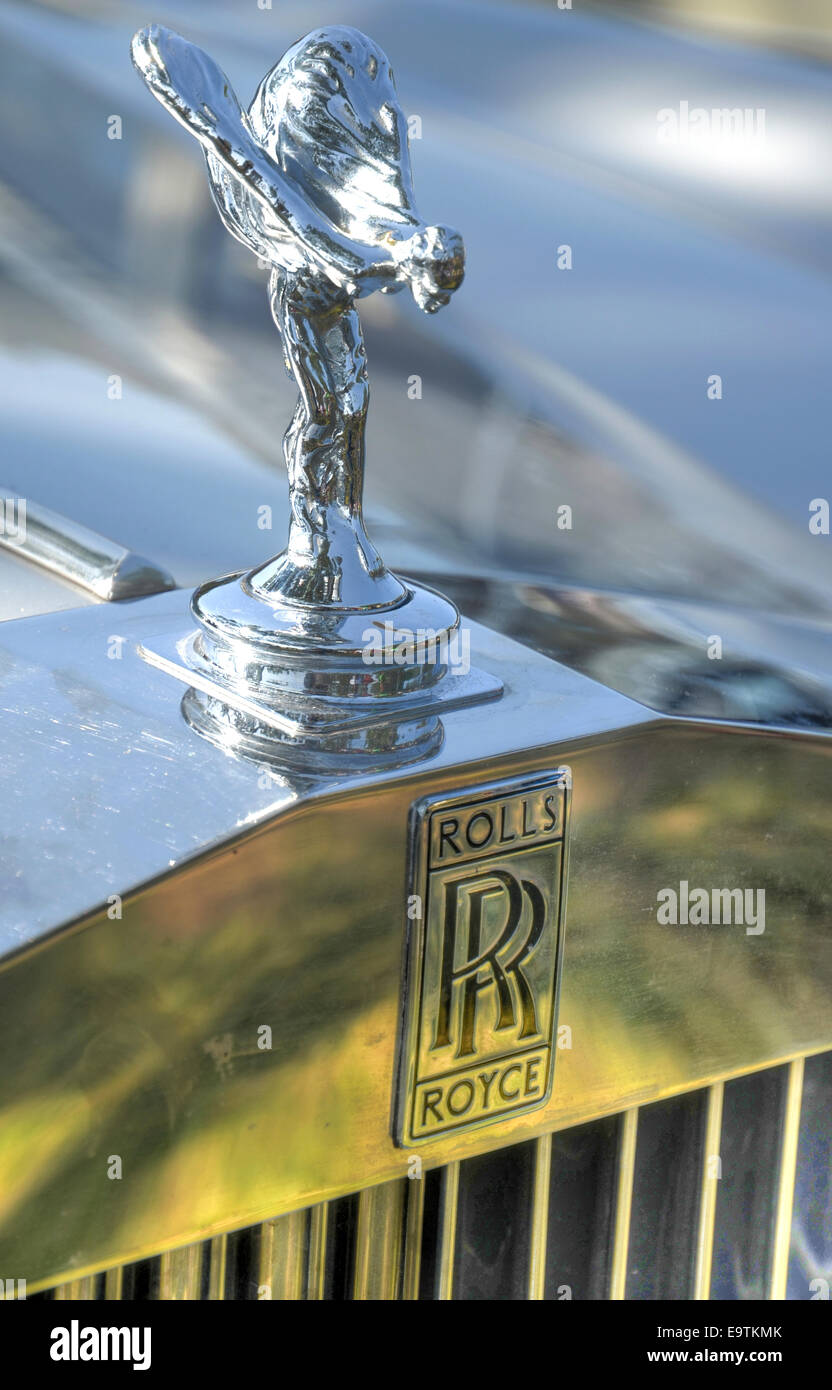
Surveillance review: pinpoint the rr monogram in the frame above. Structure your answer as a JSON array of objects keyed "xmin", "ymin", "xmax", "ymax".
[{"xmin": 433, "ymin": 871, "xmax": 546, "ymax": 1057}]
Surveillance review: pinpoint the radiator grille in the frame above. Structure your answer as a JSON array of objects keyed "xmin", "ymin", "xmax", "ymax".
[{"xmin": 43, "ymin": 1051, "xmax": 832, "ymax": 1301}]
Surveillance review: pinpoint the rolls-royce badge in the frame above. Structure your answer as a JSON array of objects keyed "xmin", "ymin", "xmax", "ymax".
[{"xmin": 395, "ymin": 770, "xmax": 571, "ymax": 1144}]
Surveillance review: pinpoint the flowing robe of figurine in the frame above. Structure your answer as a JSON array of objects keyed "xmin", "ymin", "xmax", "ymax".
[{"xmin": 132, "ymin": 25, "xmax": 464, "ymax": 606}]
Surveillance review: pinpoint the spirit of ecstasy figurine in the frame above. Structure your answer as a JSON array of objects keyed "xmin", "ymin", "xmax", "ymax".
[{"xmin": 133, "ymin": 25, "xmax": 499, "ymax": 762}]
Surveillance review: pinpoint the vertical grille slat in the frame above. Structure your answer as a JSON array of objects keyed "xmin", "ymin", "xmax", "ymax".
[
  {"xmin": 401, "ymin": 1174, "xmax": 425, "ymax": 1300},
  {"xmin": 608, "ymin": 1108, "xmax": 639, "ymax": 1300},
  {"xmin": 53, "ymin": 1276, "xmax": 98, "ymax": 1300},
  {"xmin": 157, "ymin": 1243, "xmax": 203, "ymax": 1300},
  {"xmin": 353, "ymin": 1179, "xmax": 406, "ymax": 1300},
  {"xmin": 207, "ymin": 1234, "xmax": 228, "ymax": 1300},
  {"xmin": 435, "ymin": 1161, "xmax": 460, "ymax": 1300},
  {"xmin": 103, "ymin": 1266, "xmax": 125, "ymax": 1300},
  {"xmin": 693, "ymin": 1081, "xmax": 725, "ymax": 1300},
  {"xmin": 527, "ymin": 1133, "xmax": 553, "ymax": 1300},
  {"xmin": 257, "ymin": 1211, "xmax": 307, "ymax": 1300},
  {"xmin": 306, "ymin": 1202, "xmax": 330, "ymax": 1300},
  {"xmin": 769, "ymin": 1057, "xmax": 805, "ymax": 1301}
]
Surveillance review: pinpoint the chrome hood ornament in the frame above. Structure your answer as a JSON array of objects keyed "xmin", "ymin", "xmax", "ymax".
[{"xmin": 132, "ymin": 25, "xmax": 500, "ymax": 765}]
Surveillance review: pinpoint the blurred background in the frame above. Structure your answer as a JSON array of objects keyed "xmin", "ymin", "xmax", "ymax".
[{"xmin": 602, "ymin": 1, "xmax": 832, "ymax": 60}]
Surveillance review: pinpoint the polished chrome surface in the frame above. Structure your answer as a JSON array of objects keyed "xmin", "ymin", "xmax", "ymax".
[
  {"xmin": 445, "ymin": 577, "xmax": 832, "ymax": 732},
  {"xmin": 0, "ymin": 487, "xmax": 175, "ymax": 601},
  {"xmin": 140, "ymin": 617, "xmax": 501, "ymax": 771},
  {"xmin": 0, "ymin": 549, "xmax": 97, "ymax": 624},
  {"xmin": 0, "ymin": 587, "xmax": 622, "ymax": 951},
  {"xmin": 131, "ymin": 24, "xmax": 474, "ymax": 757}
]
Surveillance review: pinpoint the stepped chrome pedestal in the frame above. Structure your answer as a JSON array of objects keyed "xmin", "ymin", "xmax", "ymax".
[{"xmin": 140, "ymin": 565, "xmax": 502, "ymax": 768}]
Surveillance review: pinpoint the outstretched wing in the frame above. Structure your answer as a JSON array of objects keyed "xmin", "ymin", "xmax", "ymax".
[
  {"xmin": 131, "ymin": 26, "xmax": 311, "ymax": 270},
  {"xmin": 250, "ymin": 26, "xmax": 420, "ymax": 246},
  {"xmin": 203, "ymin": 155, "xmax": 304, "ymax": 270},
  {"xmin": 132, "ymin": 25, "xmax": 405, "ymax": 292}
]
